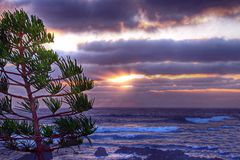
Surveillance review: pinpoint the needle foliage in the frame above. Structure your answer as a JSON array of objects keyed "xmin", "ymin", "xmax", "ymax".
[{"xmin": 0, "ymin": 9, "xmax": 96, "ymax": 159}]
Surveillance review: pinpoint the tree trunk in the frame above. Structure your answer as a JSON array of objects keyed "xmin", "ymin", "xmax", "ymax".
[
  {"xmin": 22, "ymin": 61, "xmax": 44, "ymax": 160},
  {"xmin": 32, "ymin": 103, "xmax": 43, "ymax": 160},
  {"xmin": 18, "ymin": 33, "xmax": 44, "ymax": 160}
]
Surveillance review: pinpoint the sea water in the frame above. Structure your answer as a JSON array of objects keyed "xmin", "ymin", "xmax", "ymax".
[
  {"xmin": 82, "ymin": 108, "xmax": 240, "ymax": 160},
  {"xmin": 38, "ymin": 108, "xmax": 240, "ymax": 159}
]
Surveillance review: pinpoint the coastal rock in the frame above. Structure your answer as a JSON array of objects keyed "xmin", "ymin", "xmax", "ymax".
[
  {"xmin": 115, "ymin": 146, "xmax": 223, "ymax": 160},
  {"xmin": 119, "ymin": 156, "xmax": 142, "ymax": 160},
  {"xmin": 18, "ymin": 152, "xmax": 53, "ymax": 160},
  {"xmin": 94, "ymin": 147, "xmax": 108, "ymax": 157}
]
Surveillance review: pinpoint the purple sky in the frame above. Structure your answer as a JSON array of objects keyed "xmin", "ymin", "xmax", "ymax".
[{"xmin": 1, "ymin": 0, "xmax": 240, "ymax": 108}]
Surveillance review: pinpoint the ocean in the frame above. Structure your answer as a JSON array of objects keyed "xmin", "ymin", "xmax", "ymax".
[
  {"xmin": 7, "ymin": 108, "xmax": 240, "ymax": 160},
  {"xmin": 77, "ymin": 108, "xmax": 240, "ymax": 160}
]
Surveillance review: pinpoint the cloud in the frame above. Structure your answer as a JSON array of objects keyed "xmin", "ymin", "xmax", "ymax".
[
  {"xmin": 134, "ymin": 76, "xmax": 240, "ymax": 90},
  {"xmin": 0, "ymin": 0, "xmax": 31, "ymax": 15},
  {"xmin": 82, "ymin": 62, "xmax": 240, "ymax": 79},
  {"xmin": 90, "ymin": 86, "xmax": 240, "ymax": 108},
  {"xmin": 74, "ymin": 39, "xmax": 240, "ymax": 65},
  {"xmin": 0, "ymin": 0, "xmax": 30, "ymax": 8},
  {"xmin": 27, "ymin": 0, "xmax": 240, "ymax": 32},
  {"xmin": 2, "ymin": 0, "xmax": 240, "ymax": 108},
  {"xmin": 141, "ymin": 0, "xmax": 240, "ymax": 21},
  {"xmin": 89, "ymin": 72, "xmax": 240, "ymax": 108},
  {"xmin": 31, "ymin": 0, "xmax": 138, "ymax": 32}
]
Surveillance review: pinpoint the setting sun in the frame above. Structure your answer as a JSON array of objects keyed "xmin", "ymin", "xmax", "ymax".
[
  {"xmin": 120, "ymin": 85, "xmax": 134, "ymax": 89},
  {"xmin": 108, "ymin": 74, "xmax": 145, "ymax": 83},
  {"xmin": 1, "ymin": 1, "xmax": 240, "ymax": 159}
]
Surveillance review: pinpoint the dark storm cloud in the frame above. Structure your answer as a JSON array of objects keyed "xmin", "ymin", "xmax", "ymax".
[
  {"xmin": 76, "ymin": 39, "xmax": 240, "ymax": 65},
  {"xmin": 133, "ymin": 76, "xmax": 240, "ymax": 90},
  {"xmin": 82, "ymin": 62, "xmax": 240, "ymax": 79},
  {"xmin": 31, "ymin": 0, "xmax": 138, "ymax": 32},
  {"xmin": 141, "ymin": 0, "xmax": 240, "ymax": 22},
  {"xmin": 27, "ymin": 0, "xmax": 240, "ymax": 32}
]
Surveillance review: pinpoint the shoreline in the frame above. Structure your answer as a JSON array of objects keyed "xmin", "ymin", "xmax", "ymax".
[
  {"xmin": 114, "ymin": 146, "xmax": 223, "ymax": 160},
  {"xmin": 0, "ymin": 143, "xmax": 224, "ymax": 160}
]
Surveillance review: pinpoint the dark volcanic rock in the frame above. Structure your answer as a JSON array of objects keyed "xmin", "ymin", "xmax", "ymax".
[
  {"xmin": 94, "ymin": 147, "xmax": 108, "ymax": 157},
  {"xmin": 115, "ymin": 146, "xmax": 223, "ymax": 160},
  {"xmin": 119, "ymin": 156, "xmax": 142, "ymax": 160},
  {"xmin": 18, "ymin": 152, "xmax": 53, "ymax": 160}
]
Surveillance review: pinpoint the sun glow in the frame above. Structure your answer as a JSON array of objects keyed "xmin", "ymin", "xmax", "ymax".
[
  {"xmin": 104, "ymin": 73, "xmax": 240, "ymax": 85},
  {"xmin": 47, "ymin": 32, "xmax": 80, "ymax": 52},
  {"xmin": 121, "ymin": 85, "xmax": 134, "ymax": 88},
  {"xmin": 108, "ymin": 74, "xmax": 145, "ymax": 83}
]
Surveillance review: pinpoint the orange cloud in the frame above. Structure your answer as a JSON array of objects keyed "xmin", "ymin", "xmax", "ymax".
[
  {"xmin": 135, "ymin": 6, "xmax": 240, "ymax": 31},
  {"xmin": 147, "ymin": 74, "xmax": 218, "ymax": 80},
  {"xmin": 107, "ymin": 74, "xmax": 145, "ymax": 83},
  {"xmin": 102, "ymin": 73, "xmax": 240, "ymax": 84},
  {"xmin": 150, "ymin": 88, "xmax": 240, "ymax": 93}
]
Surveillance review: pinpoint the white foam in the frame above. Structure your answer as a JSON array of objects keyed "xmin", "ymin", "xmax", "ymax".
[
  {"xmin": 96, "ymin": 126, "xmax": 179, "ymax": 133},
  {"xmin": 185, "ymin": 116, "xmax": 232, "ymax": 124},
  {"xmin": 116, "ymin": 134, "xmax": 138, "ymax": 138}
]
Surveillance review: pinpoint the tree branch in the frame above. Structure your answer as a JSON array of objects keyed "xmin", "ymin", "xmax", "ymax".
[
  {"xmin": 35, "ymin": 92, "xmax": 73, "ymax": 99},
  {"xmin": 10, "ymin": 110, "xmax": 32, "ymax": 120},
  {"xmin": 4, "ymin": 74, "xmax": 25, "ymax": 86},
  {"xmin": 0, "ymin": 70, "xmax": 21, "ymax": 76},
  {"xmin": 0, "ymin": 136, "xmax": 34, "ymax": 141},
  {"xmin": 6, "ymin": 82, "xmax": 24, "ymax": 86},
  {"xmin": 0, "ymin": 116, "xmax": 28, "ymax": 121},
  {"xmin": 50, "ymin": 77, "xmax": 66, "ymax": 82},
  {"xmin": 38, "ymin": 111, "xmax": 78, "ymax": 120},
  {"xmin": 0, "ymin": 109, "xmax": 32, "ymax": 121},
  {"xmin": 1, "ymin": 91, "xmax": 28, "ymax": 100},
  {"xmin": 31, "ymin": 88, "xmax": 44, "ymax": 94},
  {"xmin": 1, "ymin": 68, "xmax": 25, "ymax": 86}
]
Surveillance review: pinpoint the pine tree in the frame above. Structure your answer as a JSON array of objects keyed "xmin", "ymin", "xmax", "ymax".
[{"xmin": 0, "ymin": 10, "xmax": 96, "ymax": 160}]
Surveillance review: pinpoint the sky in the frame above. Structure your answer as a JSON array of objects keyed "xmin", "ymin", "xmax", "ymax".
[{"xmin": 1, "ymin": 0, "xmax": 240, "ymax": 108}]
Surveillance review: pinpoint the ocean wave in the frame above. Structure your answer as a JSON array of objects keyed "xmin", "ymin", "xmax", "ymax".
[
  {"xmin": 96, "ymin": 126, "xmax": 179, "ymax": 133},
  {"xmin": 185, "ymin": 116, "xmax": 232, "ymax": 124},
  {"xmin": 91, "ymin": 133, "xmax": 169, "ymax": 141},
  {"xmin": 187, "ymin": 145, "xmax": 218, "ymax": 150},
  {"xmin": 113, "ymin": 134, "xmax": 166, "ymax": 140}
]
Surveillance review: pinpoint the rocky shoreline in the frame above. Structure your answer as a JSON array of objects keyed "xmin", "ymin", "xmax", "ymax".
[
  {"xmin": 0, "ymin": 143, "xmax": 224, "ymax": 160},
  {"xmin": 114, "ymin": 146, "xmax": 223, "ymax": 160}
]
